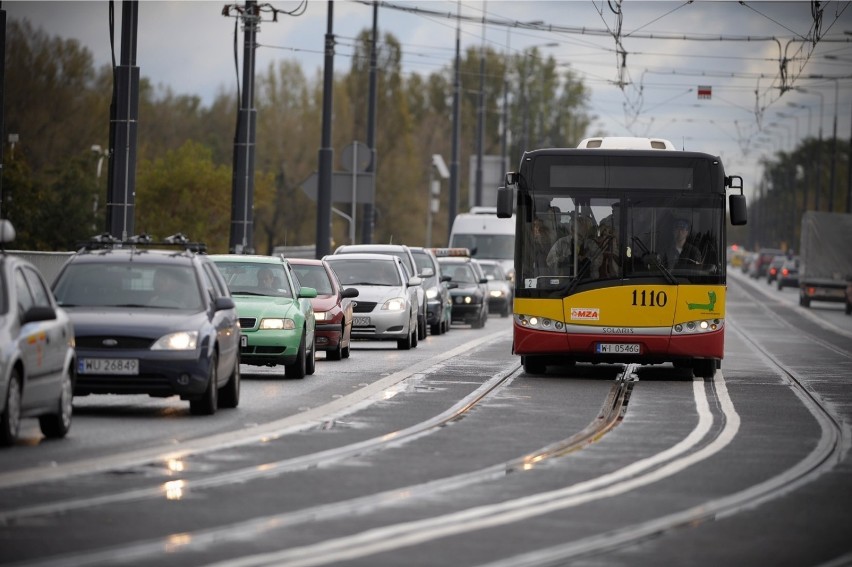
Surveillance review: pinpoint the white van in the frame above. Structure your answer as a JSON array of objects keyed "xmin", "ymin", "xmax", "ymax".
[{"xmin": 449, "ymin": 206, "xmax": 515, "ymax": 281}]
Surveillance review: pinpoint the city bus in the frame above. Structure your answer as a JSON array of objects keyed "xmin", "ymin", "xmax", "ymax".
[{"xmin": 496, "ymin": 137, "xmax": 747, "ymax": 377}]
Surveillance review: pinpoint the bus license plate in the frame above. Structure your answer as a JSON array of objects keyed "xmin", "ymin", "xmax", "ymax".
[
  {"xmin": 596, "ymin": 343, "xmax": 640, "ymax": 354},
  {"xmin": 79, "ymin": 358, "xmax": 139, "ymax": 375},
  {"xmin": 354, "ymin": 317, "xmax": 370, "ymax": 326}
]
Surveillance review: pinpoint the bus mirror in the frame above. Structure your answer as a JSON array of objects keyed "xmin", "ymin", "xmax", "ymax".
[
  {"xmin": 729, "ymin": 194, "xmax": 747, "ymax": 226},
  {"xmin": 496, "ymin": 186, "xmax": 514, "ymax": 218}
]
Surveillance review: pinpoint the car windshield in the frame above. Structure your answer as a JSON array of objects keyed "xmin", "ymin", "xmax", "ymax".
[
  {"xmin": 53, "ymin": 262, "xmax": 202, "ymax": 310},
  {"xmin": 480, "ymin": 263, "xmax": 503, "ymax": 280},
  {"xmin": 411, "ymin": 252, "xmax": 433, "ymax": 274},
  {"xmin": 442, "ymin": 263, "xmax": 476, "ymax": 283},
  {"xmin": 328, "ymin": 259, "xmax": 401, "ymax": 286},
  {"xmin": 214, "ymin": 262, "xmax": 293, "ymax": 298},
  {"xmin": 292, "ymin": 264, "xmax": 334, "ymax": 295}
]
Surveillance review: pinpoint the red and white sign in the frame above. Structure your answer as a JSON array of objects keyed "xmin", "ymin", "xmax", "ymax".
[
  {"xmin": 571, "ymin": 308, "xmax": 600, "ymax": 321},
  {"xmin": 698, "ymin": 85, "xmax": 712, "ymax": 99}
]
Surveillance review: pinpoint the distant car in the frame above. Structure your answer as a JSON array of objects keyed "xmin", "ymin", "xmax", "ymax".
[
  {"xmin": 289, "ymin": 258, "xmax": 358, "ymax": 361},
  {"xmin": 324, "ymin": 253, "xmax": 421, "ymax": 350},
  {"xmin": 777, "ymin": 257, "xmax": 799, "ymax": 290},
  {"xmin": 476, "ymin": 259, "xmax": 513, "ymax": 318},
  {"xmin": 333, "ymin": 244, "xmax": 428, "ymax": 341},
  {"xmin": 1, "ymin": 220, "xmax": 77, "ymax": 446},
  {"xmin": 409, "ymin": 246, "xmax": 452, "ymax": 335},
  {"xmin": 766, "ymin": 255, "xmax": 787, "ymax": 285},
  {"xmin": 211, "ymin": 255, "xmax": 317, "ymax": 379},
  {"xmin": 51, "ymin": 235, "xmax": 241, "ymax": 416},
  {"xmin": 749, "ymin": 248, "xmax": 784, "ymax": 279},
  {"xmin": 433, "ymin": 249, "xmax": 489, "ymax": 329}
]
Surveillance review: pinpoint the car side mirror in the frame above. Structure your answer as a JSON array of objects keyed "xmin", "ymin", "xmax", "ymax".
[
  {"xmin": 21, "ymin": 305, "xmax": 56, "ymax": 325},
  {"xmin": 299, "ymin": 286, "xmax": 318, "ymax": 299},
  {"xmin": 408, "ymin": 276, "xmax": 422, "ymax": 287},
  {"xmin": 420, "ymin": 267, "xmax": 434, "ymax": 278},
  {"xmin": 214, "ymin": 297, "xmax": 236, "ymax": 311},
  {"xmin": 341, "ymin": 287, "xmax": 359, "ymax": 298}
]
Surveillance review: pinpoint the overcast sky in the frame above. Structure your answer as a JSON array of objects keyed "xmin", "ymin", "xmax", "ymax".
[{"xmin": 5, "ymin": 1, "xmax": 852, "ymax": 203}]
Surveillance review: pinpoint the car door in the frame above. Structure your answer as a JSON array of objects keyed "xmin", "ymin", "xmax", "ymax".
[
  {"xmin": 201, "ymin": 262, "xmax": 240, "ymax": 377},
  {"xmin": 15, "ymin": 265, "xmax": 64, "ymax": 407}
]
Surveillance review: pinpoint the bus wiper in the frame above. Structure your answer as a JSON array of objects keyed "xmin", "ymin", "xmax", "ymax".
[{"xmin": 631, "ymin": 236, "xmax": 677, "ymax": 285}]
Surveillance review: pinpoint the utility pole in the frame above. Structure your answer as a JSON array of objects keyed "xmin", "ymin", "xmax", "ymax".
[
  {"xmin": 105, "ymin": 0, "xmax": 140, "ymax": 240},
  {"xmin": 473, "ymin": 5, "xmax": 485, "ymax": 208},
  {"xmin": 362, "ymin": 0, "xmax": 378, "ymax": 244},
  {"xmin": 316, "ymin": 1, "xmax": 335, "ymax": 258},
  {"xmin": 227, "ymin": 0, "xmax": 259, "ymax": 253},
  {"xmin": 447, "ymin": 2, "xmax": 461, "ymax": 242},
  {"xmin": 0, "ymin": 4, "xmax": 6, "ymax": 219}
]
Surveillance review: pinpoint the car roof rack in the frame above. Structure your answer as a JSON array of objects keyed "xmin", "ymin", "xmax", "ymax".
[{"xmin": 76, "ymin": 232, "xmax": 207, "ymax": 253}]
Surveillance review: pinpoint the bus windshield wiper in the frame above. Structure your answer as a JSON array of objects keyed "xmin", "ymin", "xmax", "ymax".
[{"xmin": 631, "ymin": 236, "xmax": 677, "ymax": 285}]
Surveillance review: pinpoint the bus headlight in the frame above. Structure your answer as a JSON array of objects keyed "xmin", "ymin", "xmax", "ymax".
[{"xmin": 516, "ymin": 314, "xmax": 565, "ymax": 333}]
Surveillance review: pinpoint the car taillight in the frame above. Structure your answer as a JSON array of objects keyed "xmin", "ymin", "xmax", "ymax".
[{"xmin": 781, "ymin": 268, "xmax": 789, "ymax": 276}]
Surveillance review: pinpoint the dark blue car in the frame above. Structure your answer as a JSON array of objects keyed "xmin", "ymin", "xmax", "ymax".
[{"xmin": 51, "ymin": 238, "xmax": 241, "ymax": 415}]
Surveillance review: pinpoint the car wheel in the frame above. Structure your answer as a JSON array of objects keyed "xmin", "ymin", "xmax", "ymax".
[
  {"xmin": 522, "ymin": 356, "xmax": 546, "ymax": 375},
  {"xmin": 306, "ymin": 337, "xmax": 316, "ymax": 375},
  {"xmin": 430, "ymin": 322, "xmax": 441, "ymax": 335},
  {"xmin": 190, "ymin": 352, "xmax": 219, "ymax": 415},
  {"xmin": 418, "ymin": 314, "xmax": 427, "ymax": 341},
  {"xmin": 799, "ymin": 293, "xmax": 810, "ymax": 307},
  {"xmin": 218, "ymin": 354, "xmax": 240, "ymax": 409},
  {"xmin": 0, "ymin": 369, "xmax": 23, "ymax": 446},
  {"xmin": 342, "ymin": 343, "xmax": 351, "ymax": 358},
  {"xmin": 846, "ymin": 301, "xmax": 852, "ymax": 315},
  {"xmin": 328, "ymin": 342, "xmax": 343, "ymax": 361},
  {"xmin": 39, "ymin": 363, "xmax": 74, "ymax": 438},
  {"xmin": 286, "ymin": 334, "xmax": 307, "ymax": 379},
  {"xmin": 397, "ymin": 321, "xmax": 413, "ymax": 350},
  {"xmin": 777, "ymin": 282, "xmax": 783, "ymax": 290},
  {"xmin": 693, "ymin": 359, "xmax": 716, "ymax": 378}
]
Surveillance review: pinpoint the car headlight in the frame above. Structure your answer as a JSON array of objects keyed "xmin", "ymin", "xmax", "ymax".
[
  {"xmin": 382, "ymin": 298, "xmax": 406, "ymax": 311},
  {"xmin": 152, "ymin": 331, "xmax": 198, "ymax": 351},
  {"xmin": 260, "ymin": 318, "xmax": 296, "ymax": 330},
  {"xmin": 426, "ymin": 286, "xmax": 439, "ymax": 299},
  {"xmin": 314, "ymin": 311, "xmax": 332, "ymax": 321},
  {"xmin": 489, "ymin": 290, "xmax": 505, "ymax": 298}
]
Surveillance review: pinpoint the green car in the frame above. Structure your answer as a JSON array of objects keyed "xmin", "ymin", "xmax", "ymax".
[{"xmin": 210, "ymin": 255, "xmax": 317, "ymax": 379}]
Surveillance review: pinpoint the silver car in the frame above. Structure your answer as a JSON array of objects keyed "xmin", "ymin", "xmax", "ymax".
[
  {"xmin": 477, "ymin": 259, "xmax": 514, "ymax": 318},
  {"xmin": 1, "ymin": 221, "xmax": 76, "ymax": 446},
  {"xmin": 332, "ymin": 244, "xmax": 428, "ymax": 341},
  {"xmin": 324, "ymin": 253, "xmax": 421, "ymax": 350}
]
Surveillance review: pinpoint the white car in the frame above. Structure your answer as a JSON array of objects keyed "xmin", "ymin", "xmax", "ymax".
[
  {"xmin": 324, "ymin": 253, "xmax": 421, "ymax": 350},
  {"xmin": 1, "ymin": 221, "xmax": 76, "ymax": 446}
]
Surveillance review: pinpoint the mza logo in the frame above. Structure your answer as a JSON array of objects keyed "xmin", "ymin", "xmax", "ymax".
[{"xmin": 571, "ymin": 307, "xmax": 599, "ymax": 321}]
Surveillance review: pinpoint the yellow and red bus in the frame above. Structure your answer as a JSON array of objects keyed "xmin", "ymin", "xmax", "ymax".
[{"xmin": 496, "ymin": 137, "xmax": 747, "ymax": 377}]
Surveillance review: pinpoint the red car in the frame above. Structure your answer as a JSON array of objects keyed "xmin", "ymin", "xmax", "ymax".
[{"xmin": 288, "ymin": 258, "xmax": 359, "ymax": 360}]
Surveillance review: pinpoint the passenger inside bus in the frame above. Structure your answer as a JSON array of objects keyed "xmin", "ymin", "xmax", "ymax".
[{"xmin": 546, "ymin": 214, "xmax": 602, "ymax": 279}]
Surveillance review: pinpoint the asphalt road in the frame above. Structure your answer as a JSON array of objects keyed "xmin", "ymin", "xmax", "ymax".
[{"xmin": 1, "ymin": 271, "xmax": 851, "ymax": 567}]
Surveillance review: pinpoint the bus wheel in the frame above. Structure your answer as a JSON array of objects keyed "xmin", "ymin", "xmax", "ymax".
[
  {"xmin": 522, "ymin": 356, "xmax": 546, "ymax": 375},
  {"xmin": 693, "ymin": 359, "xmax": 716, "ymax": 378}
]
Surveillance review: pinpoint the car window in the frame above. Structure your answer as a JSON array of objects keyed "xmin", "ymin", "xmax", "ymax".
[
  {"xmin": 412, "ymin": 252, "xmax": 434, "ymax": 274},
  {"xmin": 328, "ymin": 259, "xmax": 401, "ymax": 286},
  {"xmin": 214, "ymin": 262, "xmax": 292, "ymax": 298},
  {"xmin": 14, "ymin": 268, "xmax": 35, "ymax": 313},
  {"xmin": 292, "ymin": 264, "xmax": 334, "ymax": 295},
  {"xmin": 53, "ymin": 262, "xmax": 202, "ymax": 310},
  {"xmin": 443, "ymin": 263, "xmax": 476, "ymax": 283},
  {"xmin": 201, "ymin": 263, "xmax": 227, "ymax": 300},
  {"xmin": 21, "ymin": 266, "xmax": 52, "ymax": 308}
]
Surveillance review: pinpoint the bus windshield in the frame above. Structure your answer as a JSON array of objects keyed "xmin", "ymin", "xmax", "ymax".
[{"xmin": 518, "ymin": 174, "xmax": 724, "ymax": 295}]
